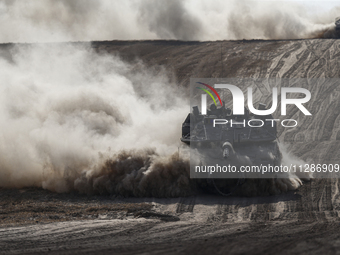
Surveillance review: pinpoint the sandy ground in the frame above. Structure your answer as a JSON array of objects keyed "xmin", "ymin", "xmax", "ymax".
[
  {"xmin": 1, "ymin": 179, "xmax": 340, "ymax": 254},
  {"xmin": 1, "ymin": 39, "xmax": 340, "ymax": 254}
]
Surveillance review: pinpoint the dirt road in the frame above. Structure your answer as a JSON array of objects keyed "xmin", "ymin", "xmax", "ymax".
[{"xmin": 1, "ymin": 179, "xmax": 340, "ymax": 254}]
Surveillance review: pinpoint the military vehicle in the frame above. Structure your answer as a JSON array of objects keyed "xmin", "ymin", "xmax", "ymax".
[
  {"xmin": 336, "ymin": 17, "xmax": 340, "ymax": 31},
  {"xmin": 181, "ymin": 103, "xmax": 282, "ymax": 196}
]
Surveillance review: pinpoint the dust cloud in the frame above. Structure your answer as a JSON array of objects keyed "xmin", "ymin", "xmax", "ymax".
[
  {"xmin": 0, "ymin": 44, "xmax": 311, "ymax": 196},
  {"xmin": 0, "ymin": 43, "xmax": 193, "ymax": 195},
  {"xmin": 0, "ymin": 0, "xmax": 322, "ymax": 197},
  {"xmin": 0, "ymin": 0, "xmax": 339, "ymax": 43}
]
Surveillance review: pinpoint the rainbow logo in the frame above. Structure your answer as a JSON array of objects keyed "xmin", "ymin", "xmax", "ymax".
[{"xmin": 196, "ymin": 82, "xmax": 222, "ymax": 106}]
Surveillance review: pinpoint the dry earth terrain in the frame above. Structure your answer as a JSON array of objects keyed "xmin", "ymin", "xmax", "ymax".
[{"xmin": 1, "ymin": 39, "xmax": 340, "ymax": 254}]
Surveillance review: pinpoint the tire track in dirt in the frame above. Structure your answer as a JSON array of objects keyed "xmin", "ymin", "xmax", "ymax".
[{"xmin": 176, "ymin": 197, "xmax": 196, "ymax": 214}]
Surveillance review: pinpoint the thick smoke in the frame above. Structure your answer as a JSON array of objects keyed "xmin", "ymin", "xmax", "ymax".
[
  {"xmin": 0, "ymin": 0, "xmax": 339, "ymax": 43},
  {"xmin": 139, "ymin": 0, "xmax": 202, "ymax": 41},
  {"xmin": 0, "ymin": 43, "xmax": 192, "ymax": 195}
]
